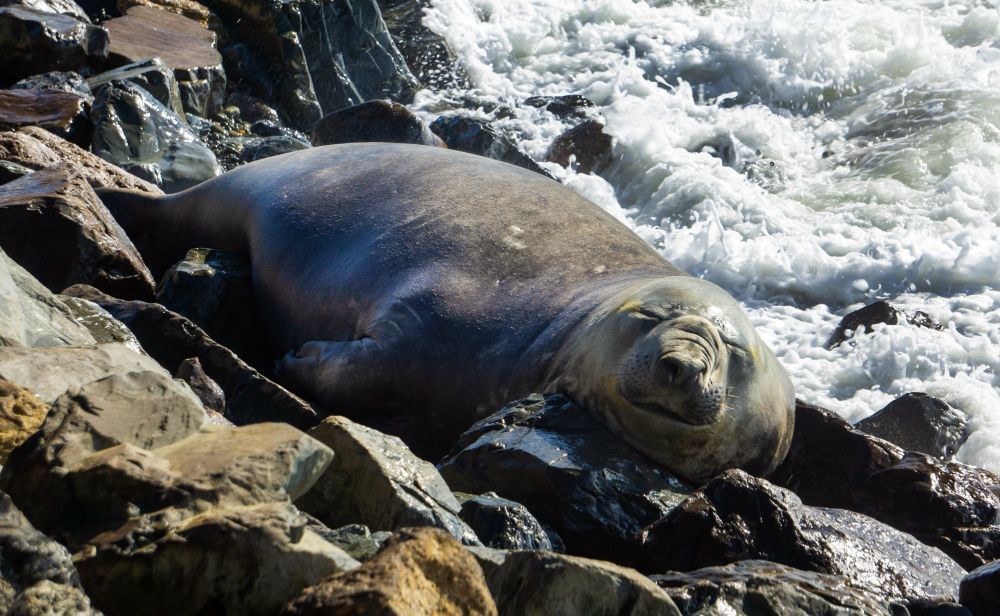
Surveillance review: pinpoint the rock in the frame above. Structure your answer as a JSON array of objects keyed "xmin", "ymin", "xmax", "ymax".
[
  {"xmin": 0, "ymin": 160, "xmax": 33, "ymax": 185},
  {"xmin": 855, "ymin": 393, "xmax": 969, "ymax": 459},
  {"xmin": 0, "ymin": 491, "xmax": 100, "ymax": 616},
  {"xmin": 88, "ymin": 58, "xmax": 186, "ymax": 118},
  {"xmin": 0, "ymin": 247, "xmax": 98, "ymax": 349},
  {"xmin": 487, "ymin": 551, "xmax": 680, "ymax": 616},
  {"xmin": 771, "ymin": 400, "xmax": 1000, "ymax": 570},
  {"xmin": 91, "ymin": 79, "xmax": 221, "ymax": 192},
  {"xmin": 207, "ymin": 0, "xmax": 419, "ymax": 131},
  {"xmin": 378, "ymin": 0, "xmax": 469, "ymax": 90},
  {"xmin": 156, "ymin": 248, "xmax": 269, "ymax": 368},
  {"xmin": 176, "ymin": 357, "xmax": 225, "ymax": 413},
  {"xmin": 523, "ymin": 94, "xmax": 595, "ymax": 119},
  {"xmin": 0, "ymin": 381, "xmax": 48, "ymax": 464},
  {"xmin": 0, "ymin": 7, "xmax": 108, "ymax": 82},
  {"xmin": 299, "ymin": 416, "xmax": 481, "ymax": 545},
  {"xmin": 457, "ymin": 492, "xmax": 558, "ymax": 551},
  {"xmin": 0, "ymin": 0, "xmax": 91, "ymax": 22},
  {"xmin": 64, "ymin": 285, "xmax": 322, "ymax": 429},
  {"xmin": 651, "ymin": 560, "xmax": 898, "ymax": 616},
  {"xmin": 116, "ymin": 0, "xmax": 216, "ymax": 28},
  {"xmin": 14, "ymin": 70, "xmax": 93, "ymax": 102},
  {"xmin": 0, "ymin": 165, "xmax": 155, "ymax": 299},
  {"xmin": 546, "ymin": 119, "xmax": 613, "ymax": 174},
  {"xmin": 305, "ymin": 521, "xmax": 391, "ymax": 561},
  {"xmin": 960, "ymin": 560, "xmax": 1000, "ymax": 616},
  {"xmin": 639, "ymin": 469, "xmax": 965, "ymax": 602},
  {"xmin": 225, "ymin": 90, "xmax": 282, "ymax": 124},
  {"xmin": 58, "ymin": 293, "xmax": 143, "ymax": 351},
  {"xmin": 439, "ymin": 394, "xmax": 690, "ymax": 566},
  {"xmin": 430, "ymin": 116, "xmax": 552, "ymax": 177},
  {"xmin": 826, "ymin": 300, "xmax": 944, "ymax": 349},
  {"xmin": 78, "ymin": 501, "xmax": 358, "ymax": 616},
  {"xmin": 240, "ymin": 135, "xmax": 311, "ymax": 163},
  {"xmin": 311, "ymin": 100, "xmax": 442, "ymax": 146},
  {"xmin": 0, "ymin": 126, "xmax": 161, "ymax": 193},
  {"xmin": 0, "ymin": 89, "xmax": 89, "ymax": 144},
  {"xmin": 286, "ymin": 526, "xmax": 496, "ymax": 616},
  {"xmin": 104, "ymin": 5, "xmax": 226, "ymax": 117}
]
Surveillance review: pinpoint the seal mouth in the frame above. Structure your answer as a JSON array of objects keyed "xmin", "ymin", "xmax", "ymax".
[{"xmin": 632, "ymin": 399, "xmax": 719, "ymax": 427}]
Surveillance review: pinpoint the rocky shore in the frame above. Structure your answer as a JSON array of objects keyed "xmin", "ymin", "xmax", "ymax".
[{"xmin": 0, "ymin": 0, "xmax": 997, "ymax": 614}]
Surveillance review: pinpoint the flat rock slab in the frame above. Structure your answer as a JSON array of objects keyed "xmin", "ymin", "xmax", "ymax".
[
  {"xmin": 0, "ymin": 7, "xmax": 108, "ymax": 82},
  {"xmin": 0, "ymin": 165, "xmax": 155, "ymax": 298},
  {"xmin": 0, "ymin": 89, "xmax": 88, "ymax": 143},
  {"xmin": 116, "ymin": 0, "xmax": 216, "ymax": 28},
  {"xmin": 105, "ymin": 5, "xmax": 219, "ymax": 69}
]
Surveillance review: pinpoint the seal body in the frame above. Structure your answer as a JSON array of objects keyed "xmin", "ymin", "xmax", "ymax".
[{"xmin": 102, "ymin": 143, "xmax": 794, "ymax": 481}]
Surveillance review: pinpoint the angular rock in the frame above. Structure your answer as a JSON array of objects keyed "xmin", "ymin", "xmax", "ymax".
[
  {"xmin": 286, "ymin": 526, "xmax": 496, "ymax": 616},
  {"xmin": 299, "ymin": 416, "xmax": 480, "ymax": 545},
  {"xmin": 0, "ymin": 126, "xmax": 161, "ymax": 193},
  {"xmin": 91, "ymin": 79, "xmax": 221, "ymax": 192},
  {"xmin": 378, "ymin": 0, "xmax": 469, "ymax": 90},
  {"xmin": 0, "ymin": 89, "xmax": 89, "ymax": 144},
  {"xmin": 78, "ymin": 501, "xmax": 357, "ymax": 616},
  {"xmin": 523, "ymin": 94, "xmax": 595, "ymax": 119},
  {"xmin": 651, "ymin": 560, "xmax": 898, "ymax": 616},
  {"xmin": 0, "ymin": 165, "xmax": 155, "ymax": 298},
  {"xmin": 88, "ymin": 58, "xmax": 186, "ymax": 117},
  {"xmin": 0, "ymin": 0, "xmax": 91, "ymax": 22},
  {"xmin": 546, "ymin": 119, "xmax": 613, "ymax": 175},
  {"xmin": 311, "ymin": 100, "xmax": 442, "ymax": 146},
  {"xmin": 64, "ymin": 285, "xmax": 321, "ymax": 429},
  {"xmin": 0, "ymin": 380, "xmax": 48, "ymax": 464},
  {"xmin": 639, "ymin": 469, "xmax": 965, "ymax": 602},
  {"xmin": 14, "ymin": 70, "xmax": 93, "ymax": 102},
  {"xmin": 960, "ymin": 560, "xmax": 1000, "ymax": 616},
  {"xmin": 0, "ymin": 160, "xmax": 33, "ymax": 185},
  {"xmin": 240, "ymin": 135, "xmax": 311, "ymax": 163},
  {"xmin": 225, "ymin": 90, "xmax": 282, "ymax": 124},
  {"xmin": 116, "ymin": 0, "xmax": 216, "ymax": 28},
  {"xmin": 458, "ymin": 492, "xmax": 558, "ymax": 551},
  {"xmin": 771, "ymin": 400, "xmax": 1000, "ymax": 570},
  {"xmin": 855, "ymin": 392, "xmax": 969, "ymax": 459},
  {"xmin": 439, "ymin": 394, "xmax": 690, "ymax": 566},
  {"xmin": 176, "ymin": 356, "xmax": 225, "ymax": 413},
  {"xmin": 488, "ymin": 551, "xmax": 680, "ymax": 616},
  {"xmin": 826, "ymin": 300, "xmax": 944, "ymax": 349},
  {"xmin": 0, "ymin": 7, "xmax": 108, "ymax": 82},
  {"xmin": 305, "ymin": 521, "xmax": 391, "ymax": 562},
  {"xmin": 104, "ymin": 5, "xmax": 226, "ymax": 117},
  {"xmin": 58, "ymin": 294, "xmax": 143, "ymax": 351},
  {"xmin": 430, "ymin": 115, "xmax": 551, "ymax": 176}
]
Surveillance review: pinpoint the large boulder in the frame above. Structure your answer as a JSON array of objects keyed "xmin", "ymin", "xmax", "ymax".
[
  {"xmin": 0, "ymin": 165, "xmax": 155, "ymax": 298},
  {"xmin": 439, "ymin": 394, "xmax": 690, "ymax": 566},
  {"xmin": 0, "ymin": 89, "xmax": 89, "ymax": 145},
  {"xmin": 429, "ymin": 115, "xmax": 551, "ymax": 176},
  {"xmin": 299, "ymin": 415, "xmax": 480, "ymax": 545},
  {"xmin": 0, "ymin": 380, "xmax": 48, "ymax": 463},
  {"xmin": 771, "ymin": 401, "xmax": 1000, "ymax": 570},
  {"xmin": 311, "ymin": 100, "xmax": 442, "ymax": 146},
  {"xmin": 639, "ymin": 469, "xmax": 966, "ymax": 603},
  {"xmin": 960, "ymin": 560, "xmax": 1000, "ymax": 616},
  {"xmin": 286, "ymin": 527, "xmax": 496, "ymax": 616},
  {"xmin": 854, "ymin": 392, "xmax": 969, "ymax": 459},
  {"xmin": 88, "ymin": 58, "xmax": 187, "ymax": 118},
  {"xmin": 0, "ymin": 7, "xmax": 108, "ymax": 82}
]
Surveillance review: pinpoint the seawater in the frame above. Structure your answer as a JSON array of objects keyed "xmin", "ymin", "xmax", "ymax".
[{"xmin": 412, "ymin": 0, "xmax": 1000, "ymax": 472}]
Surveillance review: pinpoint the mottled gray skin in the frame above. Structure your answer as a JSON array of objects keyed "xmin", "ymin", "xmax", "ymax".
[{"xmin": 100, "ymin": 143, "xmax": 794, "ymax": 481}]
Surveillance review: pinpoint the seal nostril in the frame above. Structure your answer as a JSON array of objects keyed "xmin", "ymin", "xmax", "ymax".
[{"xmin": 658, "ymin": 356, "xmax": 682, "ymax": 385}]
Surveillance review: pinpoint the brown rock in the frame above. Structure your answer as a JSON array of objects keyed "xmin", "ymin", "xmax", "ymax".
[
  {"xmin": 0, "ymin": 165, "xmax": 155, "ymax": 299},
  {"xmin": 116, "ymin": 0, "xmax": 216, "ymax": 29},
  {"xmin": 546, "ymin": 120, "xmax": 613, "ymax": 174},
  {"xmin": 0, "ymin": 126, "xmax": 160, "ymax": 193},
  {"xmin": 286, "ymin": 527, "xmax": 497, "ymax": 616},
  {"xmin": 0, "ymin": 380, "xmax": 48, "ymax": 463},
  {"xmin": 0, "ymin": 89, "xmax": 88, "ymax": 145}
]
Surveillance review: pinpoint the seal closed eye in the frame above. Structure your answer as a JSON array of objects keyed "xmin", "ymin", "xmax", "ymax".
[{"xmin": 99, "ymin": 143, "xmax": 795, "ymax": 483}]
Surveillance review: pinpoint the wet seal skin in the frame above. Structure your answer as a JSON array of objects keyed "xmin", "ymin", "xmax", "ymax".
[{"xmin": 98, "ymin": 143, "xmax": 794, "ymax": 482}]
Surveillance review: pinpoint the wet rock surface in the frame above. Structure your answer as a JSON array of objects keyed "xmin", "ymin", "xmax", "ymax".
[
  {"xmin": 311, "ymin": 99, "xmax": 443, "ymax": 146},
  {"xmin": 439, "ymin": 394, "xmax": 691, "ymax": 566},
  {"xmin": 523, "ymin": 94, "xmax": 596, "ymax": 119},
  {"xmin": 0, "ymin": 88, "xmax": 89, "ymax": 144},
  {"xmin": 430, "ymin": 115, "xmax": 552, "ymax": 176},
  {"xmin": 960, "ymin": 560, "xmax": 1000, "ymax": 616},
  {"xmin": 0, "ymin": 164, "xmax": 155, "ymax": 298},
  {"xmin": 457, "ymin": 492, "xmax": 560, "ymax": 551},
  {"xmin": 855, "ymin": 392, "xmax": 969, "ymax": 459},
  {"xmin": 0, "ymin": 7, "xmax": 108, "ymax": 82},
  {"xmin": 175, "ymin": 356, "xmax": 225, "ymax": 413},
  {"xmin": 13, "ymin": 70, "xmax": 93, "ymax": 101},
  {"xmin": 546, "ymin": 119, "xmax": 613, "ymax": 174},
  {"xmin": 378, "ymin": 0, "xmax": 468, "ymax": 90},
  {"xmin": 826, "ymin": 300, "xmax": 944, "ymax": 349},
  {"xmin": 88, "ymin": 58, "xmax": 187, "ymax": 117}
]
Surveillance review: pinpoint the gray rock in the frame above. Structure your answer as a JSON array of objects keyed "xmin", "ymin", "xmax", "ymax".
[
  {"xmin": 0, "ymin": 0, "xmax": 90, "ymax": 21},
  {"xmin": 239, "ymin": 135, "xmax": 311, "ymax": 163},
  {"xmin": 0, "ymin": 7, "xmax": 108, "ymax": 82},
  {"xmin": 639, "ymin": 469, "xmax": 965, "ymax": 603},
  {"xmin": 378, "ymin": 0, "xmax": 469, "ymax": 90},
  {"xmin": 960, "ymin": 560, "xmax": 1000, "ymax": 616},
  {"xmin": 439, "ymin": 394, "xmax": 690, "ymax": 566},
  {"xmin": 88, "ymin": 58, "xmax": 186, "ymax": 118},
  {"xmin": 652, "ymin": 560, "xmax": 898, "ymax": 616},
  {"xmin": 299, "ymin": 415, "xmax": 481, "ymax": 546},
  {"xmin": 311, "ymin": 100, "xmax": 442, "ymax": 146},
  {"xmin": 826, "ymin": 300, "xmax": 943, "ymax": 349},
  {"xmin": 304, "ymin": 521, "xmax": 391, "ymax": 561},
  {"xmin": 13, "ymin": 71, "xmax": 93, "ymax": 103},
  {"xmin": 175, "ymin": 356, "xmax": 225, "ymax": 413},
  {"xmin": 58, "ymin": 295, "xmax": 143, "ymax": 352},
  {"xmin": 90, "ymin": 80, "xmax": 221, "ymax": 193},
  {"xmin": 855, "ymin": 392, "xmax": 969, "ymax": 459},
  {"xmin": 458, "ymin": 492, "xmax": 559, "ymax": 551},
  {"xmin": 487, "ymin": 551, "xmax": 681, "ymax": 616},
  {"xmin": 0, "ymin": 160, "xmax": 34, "ymax": 185},
  {"xmin": 430, "ymin": 115, "xmax": 552, "ymax": 177}
]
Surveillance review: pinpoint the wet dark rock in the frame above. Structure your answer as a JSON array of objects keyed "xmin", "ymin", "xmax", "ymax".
[
  {"xmin": 0, "ymin": 89, "xmax": 89, "ymax": 145},
  {"xmin": 378, "ymin": 0, "xmax": 469, "ymax": 90},
  {"xmin": 430, "ymin": 115, "xmax": 552, "ymax": 176},
  {"xmin": 826, "ymin": 300, "xmax": 944, "ymax": 349},
  {"xmin": 0, "ymin": 126, "xmax": 161, "ymax": 193},
  {"xmin": 88, "ymin": 58, "xmax": 186, "ymax": 117},
  {"xmin": 90, "ymin": 79, "xmax": 221, "ymax": 192},
  {"xmin": 104, "ymin": 5, "xmax": 226, "ymax": 117},
  {"xmin": 63, "ymin": 284, "xmax": 322, "ymax": 430},
  {"xmin": 855, "ymin": 393, "xmax": 969, "ymax": 459},
  {"xmin": 209, "ymin": 0, "xmax": 419, "ymax": 131},
  {"xmin": 487, "ymin": 551, "xmax": 680, "ymax": 616},
  {"xmin": 156, "ymin": 247, "xmax": 269, "ymax": 369},
  {"xmin": 310, "ymin": 100, "xmax": 442, "ymax": 146},
  {"xmin": 524, "ymin": 94, "xmax": 595, "ymax": 119},
  {"xmin": 299, "ymin": 415, "xmax": 481, "ymax": 545},
  {"xmin": 0, "ymin": 7, "xmax": 108, "ymax": 82},
  {"xmin": 305, "ymin": 521, "xmax": 391, "ymax": 561},
  {"xmin": 240, "ymin": 135, "xmax": 311, "ymax": 162},
  {"xmin": 546, "ymin": 119, "xmax": 613, "ymax": 174},
  {"xmin": 13, "ymin": 70, "xmax": 92, "ymax": 102},
  {"xmin": 57, "ymin": 293, "xmax": 144, "ymax": 350},
  {"xmin": 0, "ymin": 160, "xmax": 34, "ymax": 185},
  {"xmin": 175, "ymin": 356, "xmax": 225, "ymax": 413},
  {"xmin": 640, "ymin": 469, "xmax": 965, "ymax": 602},
  {"xmin": 0, "ymin": 164, "xmax": 155, "ymax": 298},
  {"xmin": 960, "ymin": 560, "xmax": 1000, "ymax": 616},
  {"xmin": 226, "ymin": 91, "xmax": 282, "ymax": 125},
  {"xmin": 439, "ymin": 394, "xmax": 691, "ymax": 566},
  {"xmin": 904, "ymin": 598, "xmax": 973, "ymax": 616},
  {"xmin": 457, "ymin": 492, "xmax": 558, "ymax": 551},
  {"xmin": 651, "ymin": 560, "xmax": 898, "ymax": 615},
  {"xmin": 0, "ymin": 0, "xmax": 91, "ymax": 22},
  {"xmin": 771, "ymin": 400, "xmax": 1000, "ymax": 570}
]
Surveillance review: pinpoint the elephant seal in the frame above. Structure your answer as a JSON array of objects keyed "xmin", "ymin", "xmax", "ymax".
[{"xmin": 99, "ymin": 143, "xmax": 794, "ymax": 482}]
